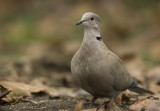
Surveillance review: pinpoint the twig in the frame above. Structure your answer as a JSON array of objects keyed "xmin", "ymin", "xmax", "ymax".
[
  {"xmin": 0, "ymin": 90, "xmax": 12, "ymax": 100},
  {"xmin": 21, "ymin": 99, "xmax": 38, "ymax": 104}
]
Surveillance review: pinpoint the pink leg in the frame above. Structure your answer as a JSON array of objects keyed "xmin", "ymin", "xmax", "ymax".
[
  {"xmin": 84, "ymin": 97, "xmax": 97, "ymax": 106},
  {"xmin": 105, "ymin": 98, "xmax": 114, "ymax": 109},
  {"xmin": 96, "ymin": 98, "xmax": 114, "ymax": 111}
]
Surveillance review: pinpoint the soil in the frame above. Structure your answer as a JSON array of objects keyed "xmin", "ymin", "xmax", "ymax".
[{"xmin": 0, "ymin": 96, "xmax": 105, "ymax": 111}]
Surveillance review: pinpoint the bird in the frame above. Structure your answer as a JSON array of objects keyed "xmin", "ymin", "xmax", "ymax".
[{"xmin": 71, "ymin": 12, "xmax": 153, "ymax": 109}]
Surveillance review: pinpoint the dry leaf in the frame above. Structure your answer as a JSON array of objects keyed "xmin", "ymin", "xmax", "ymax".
[
  {"xmin": 128, "ymin": 98, "xmax": 160, "ymax": 111},
  {"xmin": 74, "ymin": 101, "xmax": 83, "ymax": 111},
  {"xmin": 115, "ymin": 90, "xmax": 138, "ymax": 105},
  {"xmin": 0, "ymin": 80, "xmax": 78, "ymax": 99},
  {"xmin": 0, "ymin": 85, "xmax": 12, "ymax": 104},
  {"xmin": 0, "ymin": 81, "xmax": 45, "ymax": 97},
  {"xmin": 0, "ymin": 85, "xmax": 11, "ymax": 99},
  {"xmin": 2, "ymin": 97, "xmax": 16, "ymax": 103}
]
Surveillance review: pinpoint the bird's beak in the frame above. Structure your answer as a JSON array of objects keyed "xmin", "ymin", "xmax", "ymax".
[{"xmin": 76, "ymin": 20, "xmax": 85, "ymax": 25}]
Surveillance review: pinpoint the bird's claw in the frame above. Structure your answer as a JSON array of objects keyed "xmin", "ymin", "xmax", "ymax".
[
  {"xmin": 96, "ymin": 99, "xmax": 113, "ymax": 111},
  {"xmin": 84, "ymin": 97, "xmax": 97, "ymax": 106}
]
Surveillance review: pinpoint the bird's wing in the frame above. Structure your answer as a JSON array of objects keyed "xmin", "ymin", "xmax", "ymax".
[
  {"xmin": 106, "ymin": 51, "xmax": 134, "ymax": 91},
  {"xmin": 107, "ymin": 51, "xmax": 154, "ymax": 94}
]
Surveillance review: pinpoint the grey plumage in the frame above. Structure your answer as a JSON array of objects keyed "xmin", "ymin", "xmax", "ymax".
[{"xmin": 71, "ymin": 12, "xmax": 153, "ymax": 108}]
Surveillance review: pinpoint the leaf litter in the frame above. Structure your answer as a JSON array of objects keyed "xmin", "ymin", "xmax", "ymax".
[{"xmin": 0, "ymin": 43, "xmax": 160, "ymax": 111}]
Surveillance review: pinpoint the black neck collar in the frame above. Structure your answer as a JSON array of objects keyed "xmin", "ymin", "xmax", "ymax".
[{"xmin": 96, "ymin": 36, "xmax": 102, "ymax": 41}]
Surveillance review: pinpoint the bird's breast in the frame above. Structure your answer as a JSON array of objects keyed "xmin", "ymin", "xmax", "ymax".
[{"xmin": 71, "ymin": 44, "xmax": 116, "ymax": 97}]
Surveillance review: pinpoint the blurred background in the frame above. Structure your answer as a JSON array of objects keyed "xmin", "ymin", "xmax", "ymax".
[
  {"xmin": 0, "ymin": 0, "xmax": 160, "ymax": 97},
  {"xmin": 0, "ymin": 0, "xmax": 160, "ymax": 110}
]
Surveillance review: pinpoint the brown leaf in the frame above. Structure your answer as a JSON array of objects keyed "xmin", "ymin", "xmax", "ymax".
[
  {"xmin": 115, "ymin": 90, "xmax": 138, "ymax": 105},
  {"xmin": 128, "ymin": 98, "xmax": 160, "ymax": 111},
  {"xmin": 0, "ymin": 81, "xmax": 45, "ymax": 97},
  {"xmin": 74, "ymin": 101, "xmax": 83, "ymax": 111},
  {"xmin": 0, "ymin": 85, "xmax": 12, "ymax": 104},
  {"xmin": 0, "ymin": 80, "xmax": 78, "ymax": 99},
  {"xmin": 2, "ymin": 97, "xmax": 16, "ymax": 103}
]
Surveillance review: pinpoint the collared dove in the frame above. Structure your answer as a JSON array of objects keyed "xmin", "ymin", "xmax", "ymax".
[{"xmin": 71, "ymin": 12, "xmax": 153, "ymax": 109}]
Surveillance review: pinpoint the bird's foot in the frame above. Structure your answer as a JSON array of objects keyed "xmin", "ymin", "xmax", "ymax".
[
  {"xmin": 84, "ymin": 97, "xmax": 97, "ymax": 106},
  {"xmin": 96, "ymin": 99, "xmax": 113, "ymax": 111}
]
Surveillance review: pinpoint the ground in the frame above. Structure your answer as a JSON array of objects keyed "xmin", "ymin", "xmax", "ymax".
[
  {"xmin": 0, "ymin": 49, "xmax": 160, "ymax": 111},
  {"xmin": 0, "ymin": 1, "xmax": 160, "ymax": 111}
]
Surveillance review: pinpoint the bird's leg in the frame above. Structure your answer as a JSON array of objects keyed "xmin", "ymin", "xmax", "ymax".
[
  {"xmin": 105, "ymin": 98, "xmax": 114, "ymax": 109},
  {"xmin": 84, "ymin": 97, "xmax": 97, "ymax": 106},
  {"xmin": 96, "ymin": 98, "xmax": 114, "ymax": 111}
]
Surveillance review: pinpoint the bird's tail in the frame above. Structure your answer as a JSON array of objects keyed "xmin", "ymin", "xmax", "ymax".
[{"xmin": 129, "ymin": 84, "xmax": 154, "ymax": 94}]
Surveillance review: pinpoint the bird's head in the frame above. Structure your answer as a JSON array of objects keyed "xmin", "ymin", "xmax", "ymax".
[{"xmin": 76, "ymin": 12, "xmax": 101, "ymax": 30}]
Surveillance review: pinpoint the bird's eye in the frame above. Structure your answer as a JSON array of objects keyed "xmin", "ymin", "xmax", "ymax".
[{"xmin": 91, "ymin": 17, "xmax": 94, "ymax": 21}]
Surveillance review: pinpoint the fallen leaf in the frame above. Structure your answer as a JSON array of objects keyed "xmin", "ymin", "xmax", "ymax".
[
  {"xmin": 0, "ymin": 85, "xmax": 11, "ymax": 100},
  {"xmin": 0, "ymin": 81, "xmax": 45, "ymax": 97},
  {"xmin": 1, "ymin": 97, "xmax": 16, "ymax": 104},
  {"xmin": 0, "ymin": 85, "xmax": 12, "ymax": 104},
  {"xmin": 0, "ymin": 80, "xmax": 78, "ymax": 100},
  {"xmin": 115, "ymin": 90, "xmax": 138, "ymax": 105},
  {"xmin": 127, "ymin": 98, "xmax": 160, "ymax": 111},
  {"xmin": 74, "ymin": 101, "xmax": 83, "ymax": 111}
]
